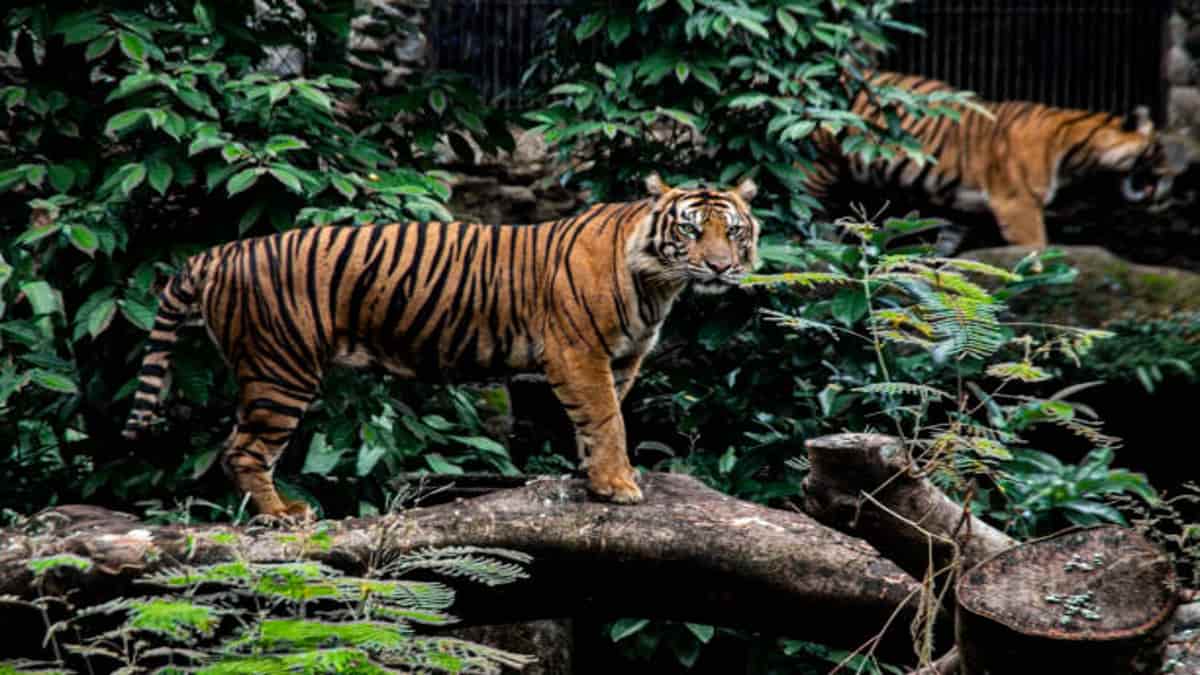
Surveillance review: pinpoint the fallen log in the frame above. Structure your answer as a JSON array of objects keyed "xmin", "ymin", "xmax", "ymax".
[{"xmin": 0, "ymin": 472, "xmax": 925, "ymax": 661}]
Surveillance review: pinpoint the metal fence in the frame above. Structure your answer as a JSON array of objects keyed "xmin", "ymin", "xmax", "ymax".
[
  {"xmin": 427, "ymin": 1, "xmax": 567, "ymax": 106},
  {"xmin": 427, "ymin": 0, "xmax": 1171, "ymax": 117},
  {"xmin": 880, "ymin": 0, "xmax": 1172, "ymax": 123}
]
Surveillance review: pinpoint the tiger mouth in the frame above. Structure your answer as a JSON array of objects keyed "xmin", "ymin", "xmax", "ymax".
[{"xmin": 690, "ymin": 273, "xmax": 743, "ymax": 294}]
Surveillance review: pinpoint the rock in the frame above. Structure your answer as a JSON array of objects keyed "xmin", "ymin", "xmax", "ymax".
[
  {"xmin": 1169, "ymin": 13, "xmax": 1188, "ymax": 49},
  {"xmin": 1166, "ymin": 46, "xmax": 1196, "ymax": 86},
  {"xmin": 962, "ymin": 245, "xmax": 1200, "ymax": 327},
  {"xmin": 1169, "ymin": 86, "xmax": 1200, "ymax": 132}
]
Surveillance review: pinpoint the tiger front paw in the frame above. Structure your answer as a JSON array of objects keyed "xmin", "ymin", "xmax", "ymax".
[
  {"xmin": 251, "ymin": 499, "xmax": 316, "ymax": 527},
  {"xmin": 588, "ymin": 468, "xmax": 644, "ymax": 504}
]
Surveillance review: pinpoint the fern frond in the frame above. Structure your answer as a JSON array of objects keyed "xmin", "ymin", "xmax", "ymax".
[
  {"xmin": 195, "ymin": 647, "xmax": 386, "ymax": 675},
  {"xmin": 380, "ymin": 636, "xmax": 537, "ymax": 674},
  {"xmin": 870, "ymin": 308, "xmax": 934, "ymax": 337},
  {"xmin": 741, "ymin": 271, "xmax": 854, "ymax": 288},
  {"xmin": 761, "ymin": 309, "xmax": 838, "ymax": 337},
  {"xmin": 986, "ymin": 362, "xmax": 1053, "ymax": 383},
  {"xmin": 385, "ymin": 547, "xmax": 531, "ymax": 587},
  {"xmin": 854, "ymin": 382, "xmax": 951, "ymax": 400},
  {"xmin": 337, "ymin": 578, "xmax": 456, "ymax": 611}
]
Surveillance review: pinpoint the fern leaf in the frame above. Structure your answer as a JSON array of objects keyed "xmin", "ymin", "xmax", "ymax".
[
  {"xmin": 986, "ymin": 362, "xmax": 1052, "ymax": 383},
  {"xmin": 740, "ymin": 271, "xmax": 854, "ymax": 288},
  {"xmin": 854, "ymin": 382, "xmax": 951, "ymax": 400}
]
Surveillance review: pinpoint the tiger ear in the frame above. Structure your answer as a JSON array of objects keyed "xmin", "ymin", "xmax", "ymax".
[
  {"xmin": 645, "ymin": 172, "xmax": 671, "ymax": 196},
  {"xmin": 1122, "ymin": 106, "xmax": 1153, "ymax": 135},
  {"xmin": 734, "ymin": 177, "xmax": 758, "ymax": 203}
]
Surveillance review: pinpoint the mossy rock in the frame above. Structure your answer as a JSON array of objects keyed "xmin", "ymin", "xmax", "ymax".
[{"xmin": 963, "ymin": 245, "xmax": 1200, "ymax": 327}]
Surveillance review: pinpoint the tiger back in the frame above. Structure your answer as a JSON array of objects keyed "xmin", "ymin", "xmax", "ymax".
[
  {"xmin": 802, "ymin": 71, "xmax": 1180, "ymax": 249},
  {"xmin": 123, "ymin": 174, "xmax": 760, "ymax": 517}
]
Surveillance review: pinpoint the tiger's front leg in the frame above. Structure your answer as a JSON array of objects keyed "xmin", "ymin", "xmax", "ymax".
[{"xmin": 544, "ymin": 346, "xmax": 643, "ymax": 504}]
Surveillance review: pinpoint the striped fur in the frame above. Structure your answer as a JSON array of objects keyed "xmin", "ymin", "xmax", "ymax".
[
  {"xmin": 123, "ymin": 174, "xmax": 759, "ymax": 516},
  {"xmin": 803, "ymin": 71, "xmax": 1178, "ymax": 248}
]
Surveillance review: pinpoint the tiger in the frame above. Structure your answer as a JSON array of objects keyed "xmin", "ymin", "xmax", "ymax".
[
  {"xmin": 122, "ymin": 173, "xmax": 760, "ymax": 517},
  {"xmin": 801, "ymin": 70, "xmax": 1181, "ymax": 250}
]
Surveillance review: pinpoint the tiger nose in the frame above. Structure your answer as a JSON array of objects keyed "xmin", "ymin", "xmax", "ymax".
[{"xmin": 705, "ymin": 257, "xmax": 733, "ymax": 274}]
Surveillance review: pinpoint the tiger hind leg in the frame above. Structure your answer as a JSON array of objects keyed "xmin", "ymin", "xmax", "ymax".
[
  {"xmin": 988, "ymin": 196, "xmax": 1048, "ymax": 272},
  {"xmin": 221, "ymin": 380, "xmax": 317, "ymax": 519}
]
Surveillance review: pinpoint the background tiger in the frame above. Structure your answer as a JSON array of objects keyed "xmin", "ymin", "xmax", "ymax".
[
  {"xmin": 802, "ymin": 70, "xmax": 1181, "ymax": 249},
  {"xmin": 122, "ymin": 174, "xmax": 760, "ymax": 517}
]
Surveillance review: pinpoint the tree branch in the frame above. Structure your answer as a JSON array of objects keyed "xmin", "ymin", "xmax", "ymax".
[{"xmin": 0, "ymin": 473, "xmax": 926, "ymax": 661}]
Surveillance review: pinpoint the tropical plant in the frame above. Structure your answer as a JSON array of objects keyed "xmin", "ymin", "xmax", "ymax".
[
  {"xmin": 0, "ymin": 1, "xmax": 514, "ymax": 516},
  {"xmin": 8, "ymin": 538, "xmax": 533, "ymax": 674}
]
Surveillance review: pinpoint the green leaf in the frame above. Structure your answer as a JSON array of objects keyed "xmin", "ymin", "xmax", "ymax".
[
  {"xmin": 428, "ymin": 89, "xmax": 447, "ymax": 115},
  {"xmin": 265, "ymin": 134, "xmax": 308, "ymax": 154},
  {"xmin": 61, "ymin": 18, "xmax": 108, "ymax": 46},
  {"xmin": 331, "ymin": 175, "xmax": 357, "ymax": 201},
  {"xmin": 675, "ymin": 62, "xmax": 689, "ymax": 83},
  {"xmin": 21, "ymin": 281, "xmax": 63, "ymax": 317},
  {"xmin": 831, "ymin": 287, "xmax": 869, "ymax": 327},
  {"xmin": 107, "ymin": 72, "xmax": 158, "ymax": 102},
  {"xmin": 48, "ymin": 164, "xmax": 76, "ymax": 192},
  {"xmin": 574, "ymin": 13, "xmax": 607, "ymax": 42},
  {"xmin": 118, "ymin": 31, "xmax": 147, "ymax": 62},
  {"xmin": 30, "ymin": 370, "xmax": 78, "ymax": 394},
  {"xmin": 294, "ymin": 83, "xmax": 332, "ymax": 112},
  {"xmin": 17, "ymin": 221, "xmax": 60, "ymax": 246},
  {"xmin": 610, "ymin": 618, "xmax": 649, "ymax": 642},
  {"xmin": 194, "ymin": 1, "xmax": 214, "ymax": 31},
  {"xmin": 121, "ymin": 163, "xmax": 147, "ymax": 196},
  {"xmin": 148, "ymin": 159, "xmax": 174, "ymax": 195},
  {"xmin": 24, "ymin": 164, "xmax": 46, "ymax": 188},
  {"xmin": 727, "ymin": 93, "xmax": 769, "ymax": 109},
  {"xmin": 356, "ymin": 443, "xmax": 388, "ymax": 477},
  {"xmin": 425, "ymin": 453, "xmax": 464, "ymax": 475},
  {"xmin": 87, "ymin": 299, "xmax": 118, "ymax": 338},
  {"xmin": 448, "ymin": 435, "xmax": 508, "ymax": 456},
  {"xmin": 188, "ymin": 134, "xmax": 226, "ymax": 156},
  {"xmin": 607, "ymin": 14, "xmax": 632, "ymax": 45},
  {"xmin": 718, "ymin": 447, "xmax": 737, "ymax": 474},
  {"xmin": 67, "ymin": 225, "xmax": 99, "ymax": 256},
  {"xmin": 119, "ymin": 298, "xmax": 156, "ymax": 330},
  {"xmin": 268, "ymin": 82, "xmax": 291, "ymax": 105},
  {"xmin": 685, "ymin": 623, "xmax": 715, "ymax": 643},
  {"xmin": 303, "ymin": 433, "xmax": 345, "ymax": 475},
  {"xmin": 269, "ymin": 166, "xmax": 303, "ymax": 194},
  {"xmin": 105, "ymin": 109, "xmax": 145, "ymax": 137},
  {"xmin": 226, "ymin": 168, "xmax": 263, "ymax": 196},
  {"xmin": 776, "ymin": 8, "xmax": 799, "ymax": 36},
  {"xmin": 85, "ymin": 33, "xmax": 117, "ymax": 61}
]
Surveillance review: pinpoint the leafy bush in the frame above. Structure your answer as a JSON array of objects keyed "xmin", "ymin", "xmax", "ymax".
[{"xmin": 0, "ymin": 1, "xmax": 513, "ymax": 515}]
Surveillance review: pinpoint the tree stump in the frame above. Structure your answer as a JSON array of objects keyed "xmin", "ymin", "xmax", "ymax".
[{"xmin": 955, "ymin": 526, "xmax": 1177, "ymax": 674}]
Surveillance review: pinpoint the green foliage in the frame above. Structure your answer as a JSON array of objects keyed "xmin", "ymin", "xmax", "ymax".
[
  {"xmin": 526, "ymin": 0, "xmax": 974, "ymax": 221},
  {"xmin": 22, "ymin": 545, "xmax": 533, "ymax": 674},
  {"xmin": 987, "ymin": 447, "xmax": 1156, "ymax": 538},
  {"xmin": 1069, "ymin": 311, "xmax": 1200, "ymax": 393},
  {"xmin": 0, "ymin": 1, "xmax": 515, "ymax": 515}
]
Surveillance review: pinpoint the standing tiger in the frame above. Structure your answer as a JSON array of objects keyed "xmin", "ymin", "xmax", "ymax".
[
  {"xmin": 122, "ymin": 174, "xmax": 760, "ymax": 517},
  {"xmin": 802, "ymin": 71, "xmax": 1180, "ymax": 248}
]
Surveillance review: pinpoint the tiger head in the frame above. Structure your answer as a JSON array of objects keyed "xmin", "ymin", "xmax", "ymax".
[
  {"xmin": 637, "ymin": 173, "xmax": 761, "ymax": 295},
  {"xmin": 1112, "ymin": 107, "xmax": 1188, "ymax": 205}
]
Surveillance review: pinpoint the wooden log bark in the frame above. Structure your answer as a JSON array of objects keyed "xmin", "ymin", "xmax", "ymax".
[
  {"xmin": 0, "ymin": 472, "xmax": 925, "ymax": 661},
  {"xmin": 803, "ymin": 432, "xmax": 1014, "ymax": 585},
  {"xmin": 955, "ymin": 526, "xmax": 1177, "ymax": 674},
  {"xmin": 804, "ymin": 433, "xmax": 1187, "ymax": 675}
]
